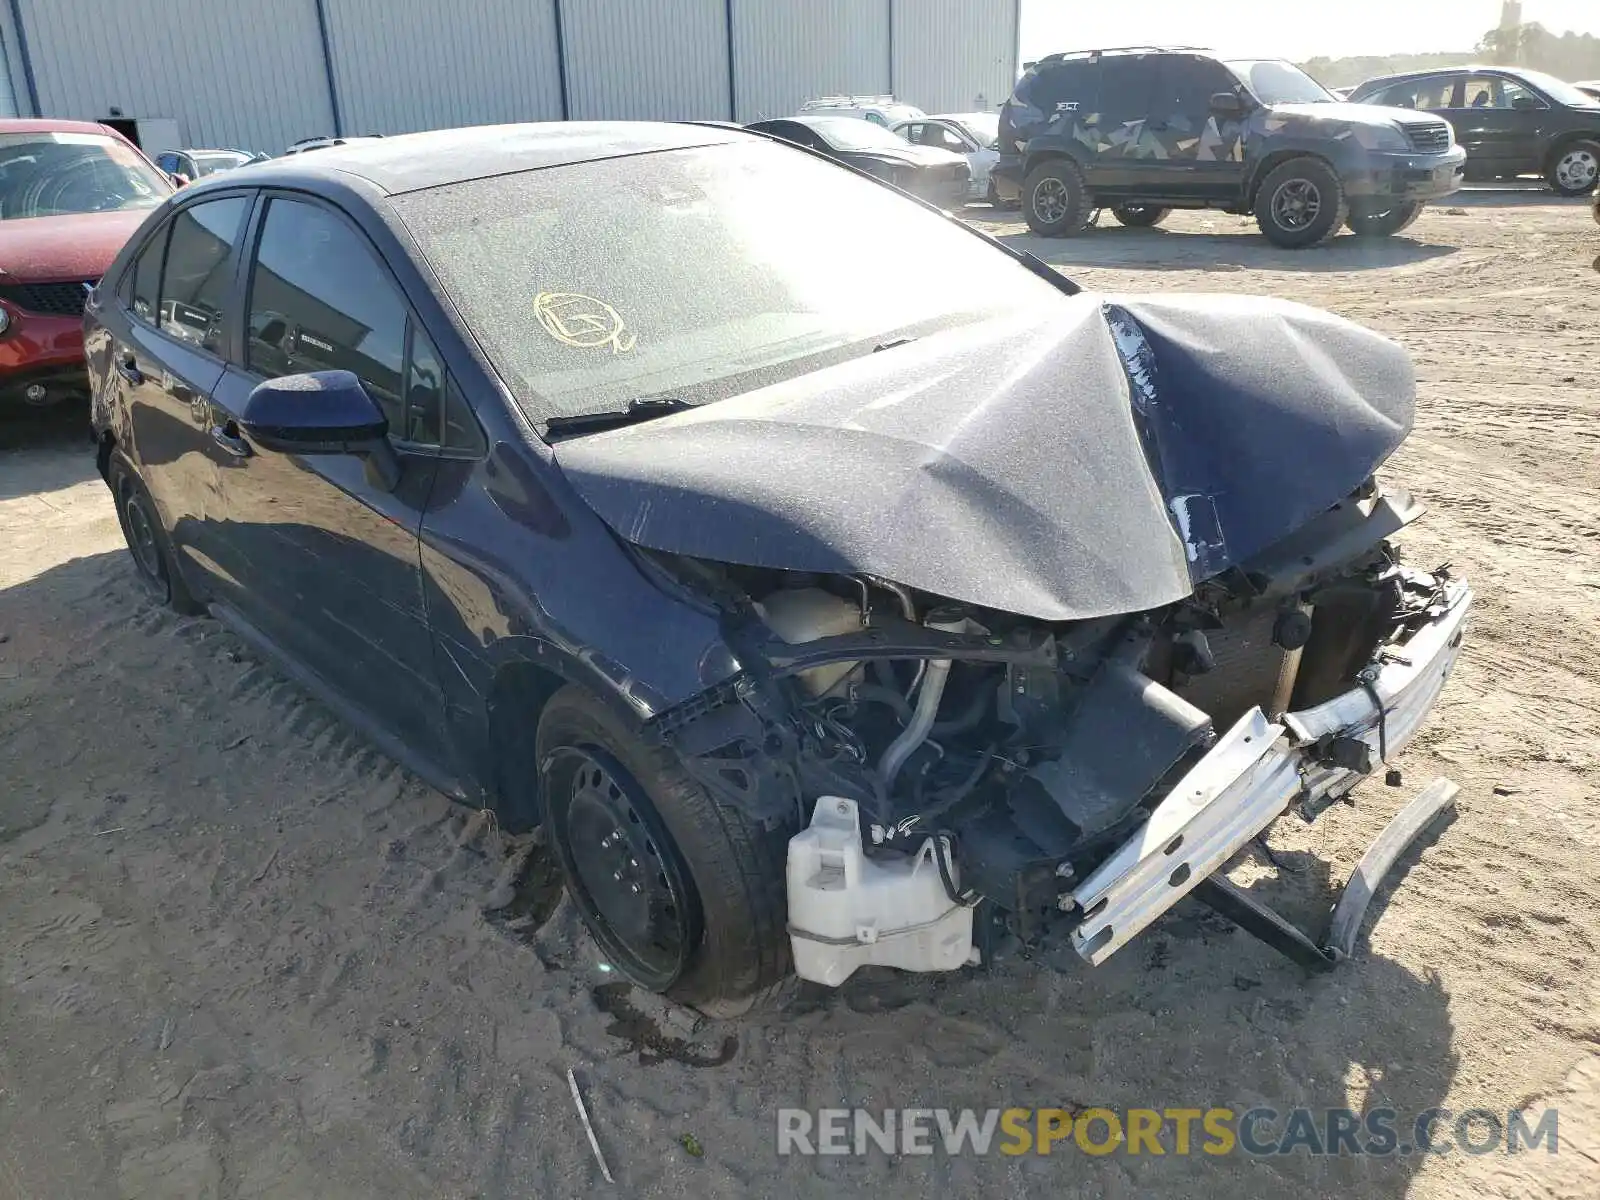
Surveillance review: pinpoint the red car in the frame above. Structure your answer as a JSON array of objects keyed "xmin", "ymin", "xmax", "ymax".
[{"xmin": 0, "ymin": 119, "xmax": 172, "ymax": 410}]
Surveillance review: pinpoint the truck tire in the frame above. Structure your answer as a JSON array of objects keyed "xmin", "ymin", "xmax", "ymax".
[
  {"xmin": 1111, "ymin": 203, "xmax": 1171, "ymax": 228},
  {"xmin": 108, "ymin": 452, "xmax": 204, "ymax": 615},
  {"xmin": 1254, "ymin": 157, "xmax": 1348, "ymax": 249},
  {"xmin": 1346, "ymin": 201, "xmax": 1423, "ymax": 238},
  {"xmin": 535, "ymin": 684, "xmax": 795, "ymax": 1018},
  {"xmin": 1546, "ymin": 139, "xmax": 1600, "ymax": 196},
  {"xmin": 1022, "ymin": 157, "xmax": 1093, "ymax": 237}
]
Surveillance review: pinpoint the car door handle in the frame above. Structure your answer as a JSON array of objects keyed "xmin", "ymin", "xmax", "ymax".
[
  {"xmin": 114, "ymin": 352, "xmax": 143, "ymax": 385},
  {"xmin": 210, "ymin": 422, "xmax": 252, "ymax": 458}
]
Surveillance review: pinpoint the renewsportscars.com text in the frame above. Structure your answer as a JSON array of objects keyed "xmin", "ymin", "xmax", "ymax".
[{"xmin": 776, "ymin": 1106, "xmax": 1559, "ymax": 1158}]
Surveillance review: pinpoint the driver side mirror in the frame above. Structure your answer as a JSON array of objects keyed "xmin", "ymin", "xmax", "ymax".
[
  {"xmin": 240, "ymin": 370, "xmax": 401, "ymax": 490},
  {"xmin": 1210, "ymin": 92, "xmax": 1249, "ymax": 117}
]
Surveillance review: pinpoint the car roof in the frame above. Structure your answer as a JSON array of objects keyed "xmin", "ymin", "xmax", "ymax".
[
  {"xmin": 0, "ymin": 117, "xmax": 121, "ymax": 137},
  {"xmin": 1357, "ymin": 65, "xmax": 1522, "ymax": 87},
  {"xmin": 185, "ymin": 121, "xmax": 749, "ymax": 196}
]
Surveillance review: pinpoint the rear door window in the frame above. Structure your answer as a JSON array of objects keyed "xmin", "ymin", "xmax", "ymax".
[
  {"xmin": 1096, "ymin": 57, "xmax": 1158, "ymax": 129},
  {"xmin": 1375, "ymin": 76, "xmax": 1460, "ymax": 109},
  {"xmin": 244, "ymin": 196, "xmax": 408, "ymax": 431},
  {"xmin": 158, "ymin": 196, "xmax": 248, "ymax": 355}
]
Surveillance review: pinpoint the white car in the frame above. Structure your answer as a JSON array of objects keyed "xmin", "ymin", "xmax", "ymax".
[
  {"xmin": 798, "ymin": 95, "xmax": 925, "ymax": 128},
  {"xmin": 892, "ymin": 112, "xmax": 1001, "ymax": 203}
]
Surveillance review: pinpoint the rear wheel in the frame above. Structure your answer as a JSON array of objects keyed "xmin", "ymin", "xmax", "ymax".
[
  {"xmin": 1022, "ymin": 158, "xmax": 1093, "ymax": 237},
  {"xmin": 536, "ymin": 685, "xmax": 794, "ymax": 1017},
  {"xmin": 1546, "ymin": 140, "xmax": 1600, "ymax": 196},
  {"xmin": 1110, "ymin": 203, "xmax": 1171, "ymax": 228},
  {"xmin": 1346, "ymin": 201, "xmax": 1423, "ymax": 238},
  {"xmin": 108, "ymin": 454, "xmax": 202, "ymax": 615},
  {"xmin": 1253, "ymin": 157, "xmax": 1348, "ymax": 248}
]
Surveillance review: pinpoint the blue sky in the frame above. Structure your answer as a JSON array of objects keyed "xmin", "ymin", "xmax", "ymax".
[{"xmin": 1020, "ymin": 0, "xmax": 1599, "ymax": 62}]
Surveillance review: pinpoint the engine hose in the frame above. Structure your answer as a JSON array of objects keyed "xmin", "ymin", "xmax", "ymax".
[
  {"xmin": 878, "ymin": 657, "xmax": 953, "ymax": 790},
  {"xmin": 849, "ymin": 683, "xmax": 914, "ymax": 724},
  {"xmin": 930, "ymin": 684, "xmax": 991, "ymax": 737}
]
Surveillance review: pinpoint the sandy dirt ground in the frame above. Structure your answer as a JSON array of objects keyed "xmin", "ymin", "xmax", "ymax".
[{"xmin": 2, "ymin": 194, "xmax": 1598, "ymax": 1200}]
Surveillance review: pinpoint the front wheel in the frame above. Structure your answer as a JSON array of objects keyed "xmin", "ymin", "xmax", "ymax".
[
  {"xmin": 1546, "ymin": 140, "xmax": 1600, "ymax": 196},
  {"xmin": 1346, "ymin": 201, "xmax": 1423, "ymax": 238},
  {"xmin": 1110, "ymin": 203, "xmax": 1171, "ymax": 229},
  {"xmin": 535, "ymin": 685, "xmax": 794, "ymax": 1017},
  {"xmin": 1253, "ymin": 157, "xmax": 1348, "ymax": 248}
]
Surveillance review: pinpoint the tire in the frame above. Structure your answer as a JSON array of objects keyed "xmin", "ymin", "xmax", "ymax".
[
  {"xmin": 1346, "ymin": 201, "xmax": 1423, "ymax": 238},
  {"xmin": 1253, "ymin": 157, "xmax": 1348, "ymax": 248},
  {"xmin": 108, "ymin": 453, "xmax": 203, "ymax": 615},
  {"xmin": 1022, "ymin": 157, "xmax": 1093, "ymax": 237},
  {"xmin": 1545, "ymin": 139, "xmax": 1600, "ymax": 197},
  {"xmin": 535, "ymin": 684, "xmax": 794, "ymax": 1018},
  {"xmin": 1110, "ymin": 203, "xmax": 1171, "ymax": 229}
]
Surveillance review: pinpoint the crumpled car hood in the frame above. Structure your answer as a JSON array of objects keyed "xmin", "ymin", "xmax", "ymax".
[{"xmin": 552, "ymin": 292, "xmax": 1414, "ymax": 621}]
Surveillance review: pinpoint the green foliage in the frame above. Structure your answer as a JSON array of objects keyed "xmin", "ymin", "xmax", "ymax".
[{"xmin": 1300, "ymin": 23, "xmax": 1600, "ymax": 91}]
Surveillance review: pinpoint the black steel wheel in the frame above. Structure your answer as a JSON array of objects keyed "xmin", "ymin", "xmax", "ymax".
[
  {"xmin": 107, "ymin": 453, "xmax": 203, "ymax": 614},
  {"xmin": 543, "ymin": 744, "xmax": 700, "ymax": 990},
  {"xmin": 535, "ymin": 685, "xmax": 795, "ymax": 1016}
]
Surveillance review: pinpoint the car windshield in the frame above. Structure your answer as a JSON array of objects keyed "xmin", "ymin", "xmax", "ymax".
[
  {"xmin": 950, "ymin": 113, "xmax": 999, "ymax": 148},
  {"xmin": 192, "ymin": 151, "xmax": 251, "ymax": 176},
  {"xmin": 801, "ymin": 117, "xmax": 909, "ymax": 151},
  {"xmin": 0, "ymin": 132, "xmax": 170, "ymax": 220},
  {"xmin": 1514, "ymin": 69, "xmax": 1597, "ymax": 107},
  {"xmin": 1227, "ymin": 59, "xmax": 1338, "ymax": 104},
  {"xmin": 392, "ymin": 139, "xmax": 1065, "ymax": 427}
]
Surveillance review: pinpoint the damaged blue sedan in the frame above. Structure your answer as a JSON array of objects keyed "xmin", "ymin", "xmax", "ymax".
[{"xmin": 86, "ymin": 122, "xmax": 1470, "ymax": 1016}]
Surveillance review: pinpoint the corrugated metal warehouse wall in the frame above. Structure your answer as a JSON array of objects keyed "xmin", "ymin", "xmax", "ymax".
[
  {"xmin": 323, "ymin": 0, "xmax": 563, "ymax": 135},
  {"xmin": 0, "ymin": 0, "xmax": 1016, "ymax": 150},
  {"xmin": 7, "ymin": 0, "xmax": 333, "ymax": 152},
  {"xmin": 0, "ymin": 3, "xmax": 20, "ymax": 118},
  {"xmin": 564, "ymin": 0, "xmax": 731, "ymax": 120},
  {"xmin": 893, "ymin": 0, "xmax": 1019, "ymax": 114},
  {"xmin": 733, "ymin": 0, "xmax": 892, "ymax": 121}
]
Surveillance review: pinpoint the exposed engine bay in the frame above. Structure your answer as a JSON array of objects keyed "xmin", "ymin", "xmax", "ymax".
[{"xmin": 642, "ymin": 479, "xmax": 1470, "ymax": 985}]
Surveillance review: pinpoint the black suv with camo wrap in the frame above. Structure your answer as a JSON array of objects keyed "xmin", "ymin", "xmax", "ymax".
[{"xmin": 993, "ymin": 47, "xmax": 1468, "ymax": 248}]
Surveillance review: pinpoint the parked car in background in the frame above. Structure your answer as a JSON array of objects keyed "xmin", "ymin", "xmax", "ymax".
[
  {"xmin": 745, "ymin": 115, "xmax": 969, "ymax": 206},
  {"xmin": 283, "ymin": 134, "xmax": 383, "ymax": 156},
  {"xmin": 0, "ymin": 118, "xmax": 172, "ymax": 410},
  {"xmin": 798, "ymin": 95, "xmax": 924, "ymax": 127},
  {"xmin": 994, "ymin": 48, "xmax": 1466, "ymax": 247},
  {"xmin": 154, "ymin": 148, "xmax": 263, "ymax": 181},
  {"xmin": 1349, "ymin": 66, "xmax": 1600, "ymax": 195},
  {"xmin": 892, "ymin": 112, "xmax": 1002, "ymax": 203},
  {"xmin": 86, "ymin": 121, "xmax": 1471, "ymax": 1017}
]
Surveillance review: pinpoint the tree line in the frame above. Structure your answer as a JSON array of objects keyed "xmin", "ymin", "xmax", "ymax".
[{"xmin": 1301, "ymin": 22, "xmax": 1600, "ymax": 89}]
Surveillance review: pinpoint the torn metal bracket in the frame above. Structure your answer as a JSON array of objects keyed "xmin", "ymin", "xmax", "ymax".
[{"xmin": 1194, "ymin": 776, "xmax": 1460, "ymax": 971}]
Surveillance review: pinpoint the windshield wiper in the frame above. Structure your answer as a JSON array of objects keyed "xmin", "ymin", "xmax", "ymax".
[
  {"xmin": 873, "ymin": 336, "xmax": 919, "ymax": 353},
  {"xmin": 543, "ymin": 395, "xmax": 697, "ymax": 438}
]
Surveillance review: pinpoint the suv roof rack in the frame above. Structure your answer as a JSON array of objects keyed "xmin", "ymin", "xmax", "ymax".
[{"xmin": 1039, "ymin": 45, "xmax": 1212, "ymax": 63}]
